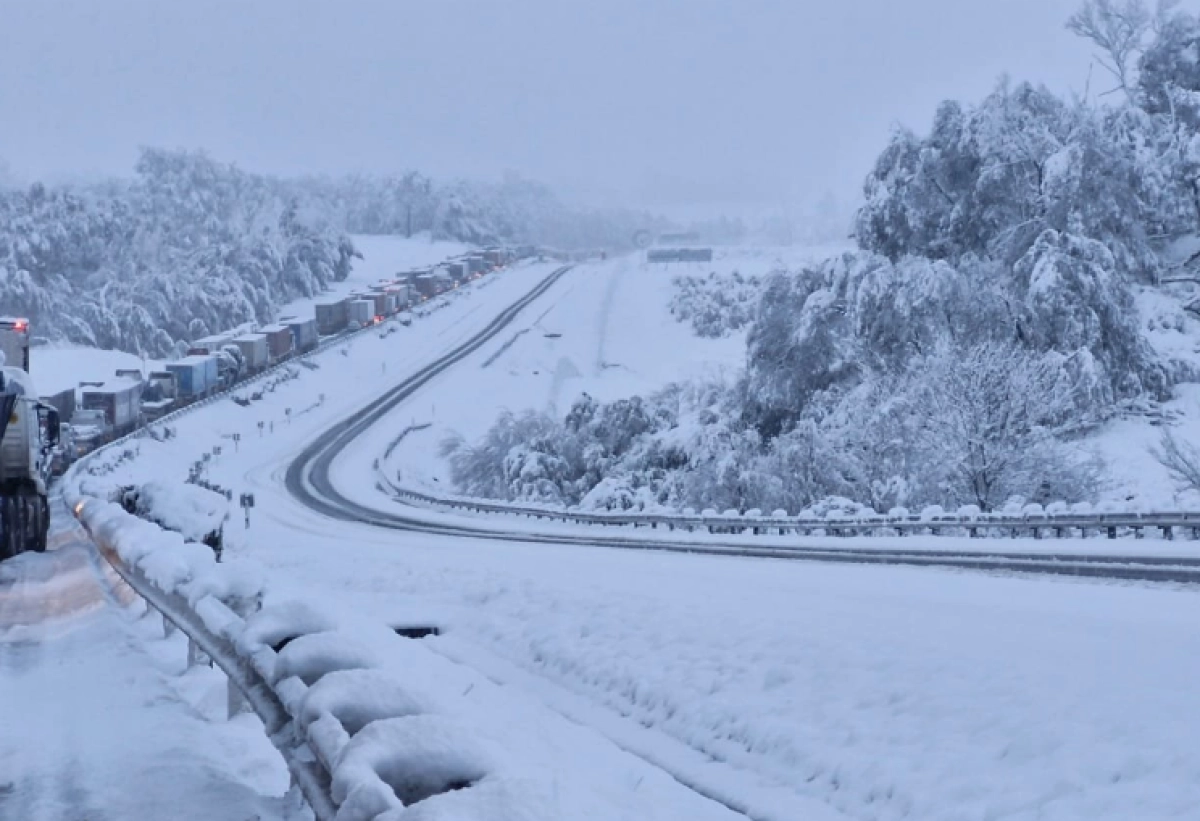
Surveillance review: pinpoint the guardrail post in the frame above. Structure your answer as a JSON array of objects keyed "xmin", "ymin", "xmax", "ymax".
[
  {"xmin": 222, "ymin": 592, "xmax": 261, "ymax": 720},
  {"xmin": 226, "ymin": 676, "xmax": 250, "ymax": 720},
  {"xmin": 1161, "ymin": 525, "xmax": 1173, "ymax": 541},
  {"xmin": 163, "ymin": 612, "xmax": 177, "ymax": 638},
  {"xmin": 187, "ymin": 637, "xmax": 211, "ymax": 668},
  {"xmin": 1108, "ymin": 525, "xmax": 1117, "ymax": 539}
]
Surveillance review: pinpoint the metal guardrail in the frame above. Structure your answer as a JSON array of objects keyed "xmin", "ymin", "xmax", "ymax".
[
  {"xmin": 70, "ymin": 494, "xmax": 495, "ymax": 820},
  {"xmin": 381, "ymin": 473, "xmax": 1200, "ymax": 542},
  {"xmin": 68, "ymin": 494, "xmax": 339, "ymax": 819}
]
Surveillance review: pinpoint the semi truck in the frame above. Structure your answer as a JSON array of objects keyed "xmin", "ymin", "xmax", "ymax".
[
  {"xmin": 80, "ymin": 380, "xmax": 142, "ymax": 438},
  {"xmin": 259, "ymin": 325, "xmax": 294, "ymax": 363},
  {"xmin": 0, "ymin": 319, "xmax": 61, "ymax": 558}
]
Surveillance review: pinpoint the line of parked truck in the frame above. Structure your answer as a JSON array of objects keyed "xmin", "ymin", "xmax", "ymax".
[{"xmin": 38, "ymin": 246, "xmax": 528, "ymax": 471}]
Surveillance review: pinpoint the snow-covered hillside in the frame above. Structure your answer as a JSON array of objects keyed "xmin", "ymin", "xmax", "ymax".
[
  {"xmin": 274, "ymin": 233, "xmax": 468, "ymax": 321},
  {"xmin": 26, "ymin": 233, "xmax": 464, "ymax": 397}
]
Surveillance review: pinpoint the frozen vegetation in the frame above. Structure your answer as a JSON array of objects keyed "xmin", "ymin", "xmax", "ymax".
[
  {"xmin": 668, "ymin": 269, "xmax": 762, "ymax": 337},
  {"xmin": 447, "ymin": 3, "xmax": 1200, "ymax": 515},
  {"xmin": 0, "ymin": 150, "xmax": 660, "ymax": 359}
]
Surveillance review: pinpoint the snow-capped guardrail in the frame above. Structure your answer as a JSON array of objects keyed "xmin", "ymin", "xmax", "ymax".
[
  {"xmin": 64, "ymin": 491, "xmax": 505, "ymax": 820},
  {"xmin": 56, "ymin": 263, "xmax": 533, "ymax": 821},
  {"xmin": 382, "ymin": 472, "xmax": 1200, "ymax": 542}
]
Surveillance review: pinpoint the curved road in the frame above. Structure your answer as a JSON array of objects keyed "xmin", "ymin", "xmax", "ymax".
[{"xmin": 285, "ymin": 265, "xmax": 1200, "ymax": 585}]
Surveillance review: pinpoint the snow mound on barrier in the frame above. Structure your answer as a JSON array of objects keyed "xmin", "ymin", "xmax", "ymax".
[
  {"xmin": 300, "ymin": 669, "xmax": 425, "ymax": 734},
  {"xmin": 332, "ymin": 715, "xmax": 494, "ymax": 818},
  {"xmin": 273, "ymin": 630, "xmax": 379, "ymax": 686},
  {"xmin": 130, "ymin": 480, "xmax": 230, "ymax": 543},
  {"xmin": 240, "ymin": 601, "xmax": 337, "ymax": 653}
]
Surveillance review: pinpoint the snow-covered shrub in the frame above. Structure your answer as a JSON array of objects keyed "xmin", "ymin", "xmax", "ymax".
[
  {"xmin": 1151, "ymin": 427, "xmax": 1200, "ymax": 496},
  {"xmin": 669, "ymin": 269, "xmax": 763, "ymax": 337},
  {"xmin": 441, "ymin": 410, "xmax": 570, "ymax": 503}
]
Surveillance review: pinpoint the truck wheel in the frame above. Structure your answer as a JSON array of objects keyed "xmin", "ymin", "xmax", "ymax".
[
  {"xmin": 31, "ymin": 497, "xmax": 48, "ymax": 553},
  {"xmin": 3, "ymin": 497, "xmax": 20, "ymax": 558}
]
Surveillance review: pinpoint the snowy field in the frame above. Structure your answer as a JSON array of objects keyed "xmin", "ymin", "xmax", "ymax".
[{"xmin": 73, "ymin": 249, "xmax": 1200, "ymax": 821}]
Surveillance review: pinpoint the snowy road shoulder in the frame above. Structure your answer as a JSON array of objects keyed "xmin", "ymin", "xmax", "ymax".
[{"xmin": 0, "ymin": 570, "xmax": 287, "ymax": 821}]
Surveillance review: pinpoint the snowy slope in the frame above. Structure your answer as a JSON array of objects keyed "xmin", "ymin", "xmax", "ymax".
[
  {"xmin": 275, "ymin": 232, "xmax": 469, "ymax": 322},
  {"xmin": 378, "ymin": 245, "xmax": 842, "ymax": 489},
  {"xmin": 1089, "ymin": 285, "xmax": 1200, "ymax": 508}
]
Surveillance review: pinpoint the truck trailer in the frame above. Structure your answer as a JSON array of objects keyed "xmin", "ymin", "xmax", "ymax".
[
  {"xmin": 347, "ymin": 299, "xmax": 375, "ymax": 329},
  {"xmin": 166, "ymin": 355, "xmax": 216, "ymax": 400},
  {"xmin": 0, "ymin": 367, "xmax": 60, "ymax": 557},
  {"xmin": 315, "ymin": 299, "xmax": 350, "ymax": 336},
  {"xmin": 232, "ymin": 334, "xmax": 270, "ymax": 373},
  {"xmin": 0, "ymin": 318, "xmax": 30, "ymax": 371},
  {"xmin": 40, "ymin": 387, "xmax": 76, "ymax": 425},
  {"xmin": 259, "ymin": 325, "xmax": 294, "ymax": 363},
  {"xmin": 283, "ymin": 318, "xmax": 319, "ymax": 353}
]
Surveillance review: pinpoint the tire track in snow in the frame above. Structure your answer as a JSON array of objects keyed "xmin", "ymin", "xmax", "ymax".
[
  {"xmin": 594, "ymin": 258, "xmax": 629, "ymax": 374},
  {"xmin": 424, "ymin": 634, "xmax": 841, "ymax": 821}
]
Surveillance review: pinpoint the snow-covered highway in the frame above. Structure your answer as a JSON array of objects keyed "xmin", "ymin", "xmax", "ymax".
[{"xmin": 52, "ymin": 246, "xmax": 1200, "ymax": 820}]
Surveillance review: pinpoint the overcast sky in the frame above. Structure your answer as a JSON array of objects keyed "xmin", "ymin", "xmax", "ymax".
[{"xmin": 0, "ymin": 0, "xmax": 1148, "ymax": 215}]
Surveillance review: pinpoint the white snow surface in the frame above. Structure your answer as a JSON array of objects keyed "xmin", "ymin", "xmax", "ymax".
[
  {"xmin": 78, "ymin": 249, "xmax": 1200, "ymax": 820},
  {"xmin": 31, "ymin": 345, "xmax": 164, "ymax": 397}
]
